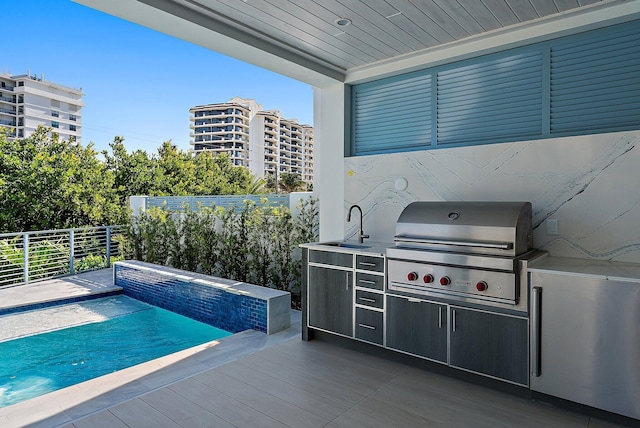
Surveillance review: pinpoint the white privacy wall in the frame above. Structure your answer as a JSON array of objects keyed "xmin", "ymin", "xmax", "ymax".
[{"xmin": 344, "ymin": 130, "xmax": 640, "ymax": 263}]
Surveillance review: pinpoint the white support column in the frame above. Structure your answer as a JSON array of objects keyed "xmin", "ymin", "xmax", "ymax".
[
  {"xmin": 129, "ymin": 196, "xmax": 147, "ymax": 216},
  {"xmin": 313, "ymin": 84, "xmax": 346, "ymax": 242}
]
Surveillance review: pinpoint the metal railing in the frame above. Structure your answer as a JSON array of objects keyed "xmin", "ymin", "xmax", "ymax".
[{"xmin": 0, "ymin": 225, "xmax": 124, "ymax": 289}]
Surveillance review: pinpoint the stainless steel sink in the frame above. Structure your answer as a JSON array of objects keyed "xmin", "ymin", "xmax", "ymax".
[{"xmin": 318, "ymin": 241, "xmax": 370, "ymax": 249}]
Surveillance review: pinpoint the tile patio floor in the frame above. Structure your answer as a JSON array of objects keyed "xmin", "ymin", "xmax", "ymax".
[
  {"xmin": 55, "ymin": 339, "xmax": 623, "ymax": 428},
  {"xmin": 0, "ymin": 270, "xmax": 629, "ymax": 427}
]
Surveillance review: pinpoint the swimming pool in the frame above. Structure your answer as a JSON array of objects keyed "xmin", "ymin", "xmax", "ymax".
[{"xmin": 0, "ymin": 295, "xmax": 232, "ymax": 408}]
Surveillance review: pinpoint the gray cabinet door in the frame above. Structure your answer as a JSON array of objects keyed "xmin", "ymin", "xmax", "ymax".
[
  {"xmin": 450, "ymin": 307, "xmax": 528, "ymax": 385},
  {"xmin": 355, "ymin": 307, "xmax": 383, "ymax": 345},
  {"xmin": 308, "ymin": 265, "xmax": 353, "ymax": 337},
  {"xmin": 386, "ymin": 295, "xmax": 447, "ymax": 363}
]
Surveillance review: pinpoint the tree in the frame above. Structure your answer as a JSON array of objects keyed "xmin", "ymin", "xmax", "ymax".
[
  {"xmin": 264, "ymin": 174, "xmax": 278, "ymax": 192},
  {"xmin": 102, "ymin": 136, "xmax": 157, "ymax": 204},
  {"xmin": 103, "ymin": 140, "xmax": 264, "ymax": 198},
  {"xmin": 279, "ymin": 172, "xmax": 304, "ymax": 193},
  {"xmin": 191, "ymin": 150, "xmax": 259, "ymax": 195},
  {"xmin": 0, "ymin": 128, "xmax": 269, "ymax": 233},
  {"xmin": 0, "ymin": 127, "xmax": 124, "ymax": 232}
]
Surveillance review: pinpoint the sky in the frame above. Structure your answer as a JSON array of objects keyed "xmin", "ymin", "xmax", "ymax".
[{"xmin": 3, "ymin": 0, "xmax": 314, "ymax": 154}]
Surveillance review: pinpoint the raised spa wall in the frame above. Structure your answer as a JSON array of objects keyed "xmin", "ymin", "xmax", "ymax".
[{"xmin": 113, "ymin": 260, "xmax": 291, "ymax": 335}]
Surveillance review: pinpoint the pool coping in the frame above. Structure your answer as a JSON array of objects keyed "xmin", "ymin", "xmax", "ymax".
[{"xmin": 0, "ymin": 310, "xmax": 302, "ymax": 428}]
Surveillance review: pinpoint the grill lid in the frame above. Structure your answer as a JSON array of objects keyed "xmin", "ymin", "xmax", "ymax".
[{"xmin": 394, "ymin": 201, "xmax": 532, "ymax": 256}]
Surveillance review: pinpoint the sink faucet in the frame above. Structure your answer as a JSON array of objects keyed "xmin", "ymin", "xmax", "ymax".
[{"xmin": 347, "ymin": 204, "xmax": 370, "ymax": 244}]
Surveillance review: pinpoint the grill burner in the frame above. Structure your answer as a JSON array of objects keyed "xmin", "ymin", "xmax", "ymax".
[{"xmin": 386, "ymin": 201, "xmax": 537, "ymax": 313}]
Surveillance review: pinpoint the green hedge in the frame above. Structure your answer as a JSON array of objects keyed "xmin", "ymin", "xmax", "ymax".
[{"xmin": 122, "ymin": 198, "xmax": 319, "ymax": 307}]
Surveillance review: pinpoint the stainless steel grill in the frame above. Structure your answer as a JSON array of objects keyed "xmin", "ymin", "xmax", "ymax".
[{"xmin": 387, "ymin": 201, "xmax": 538, "ymax": 313}]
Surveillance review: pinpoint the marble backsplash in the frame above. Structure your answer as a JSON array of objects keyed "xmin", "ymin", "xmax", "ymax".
[{"xmin": 344, "ymin": 131, "xmax": 640, "ymax": 263}]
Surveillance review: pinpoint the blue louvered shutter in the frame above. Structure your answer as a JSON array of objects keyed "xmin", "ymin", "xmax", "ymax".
[
  {"xmin": 352, "ymin": 70, "xmax": 432, "ymax": 156},
  {"xmin": 550, "ymin": 23, "xmax": 640, "ymax": 135},
  {"xmin": 436, "ymin": 51, "xmax": 543, "ymax": 146}
]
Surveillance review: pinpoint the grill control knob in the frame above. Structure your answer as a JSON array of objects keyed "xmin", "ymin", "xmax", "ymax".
[
  {"xmin": 440, "ymin": 276, "xmax": 451, "ymax": 286},
  {"xmin": 423, "ymin": 274, "xmax": 434, "ymax": 283},
  {"xmin": 476, "ymin": 281, "xmax": 488, "ymax": 291},
  {"xmin": 407, "ymin": 272, "xmax": 419, "ymax": 281}
]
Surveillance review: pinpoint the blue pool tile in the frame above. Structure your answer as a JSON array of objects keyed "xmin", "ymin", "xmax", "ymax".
[{"xmin": 113, "ymin": 262, "xmax": 286, "ymax": 334}]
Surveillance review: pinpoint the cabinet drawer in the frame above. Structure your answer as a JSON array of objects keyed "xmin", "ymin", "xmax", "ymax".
[
  {"xmin": 355, "ymin": 307, "xmax": 383, "ymax": 345},
  {"xmin": 355, "ymin": 272, "xmax": 384, "ymax": 291},
  {"xmin": 355, "ymin": 255, "xmax": 384, "ymax": 273},
  {"xmin": 355, "ymin": 289, "xmax": 384, "ymax": 309},
  {"xmin": 309, "ymin": 250, "xmax": 353, "ymax": 268}
]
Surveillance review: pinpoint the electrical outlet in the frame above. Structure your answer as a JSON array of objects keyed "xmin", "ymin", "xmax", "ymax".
[{"xmin": 546, "ymin": 219, "xmax": 559, "ymax": 235}]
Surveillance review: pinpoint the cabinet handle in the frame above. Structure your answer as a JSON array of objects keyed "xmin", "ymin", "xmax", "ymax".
[
  {"xmin": 358, "ymin": 262, "xmax": 376, "ymax": 267},
  {"xmin": 407, "ymin": 297, "xmax": 421, "ymax": 303},
  {"xmin": 532, "ymin": 286, "xmax": 542, "ymax": 377},
  {"xmin": 358, "ymin": 323, "xmax": 376, "ymax": 330},
  {"xmin": 452, "ymin": 309, "xmax": 456, "ymax": 332},
  {"xmin": 345, "ymin": 272, "xmax": 350, "ymax": 290},
  {"xmin": 359, "ymin": 297, "xmax": 376, "ymax": 303},
  {"xmin": 438, "ymin": 306, "xmax": 442, "ymax": 329},
  {"xmin": 358, "ymin": 279, "xmax": 376, "ymax": 285}
]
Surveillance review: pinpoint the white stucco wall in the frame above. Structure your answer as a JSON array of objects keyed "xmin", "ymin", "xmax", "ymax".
[{"xmin": 313, "ymin": 84, "xmax": 345, "ymax": 241}]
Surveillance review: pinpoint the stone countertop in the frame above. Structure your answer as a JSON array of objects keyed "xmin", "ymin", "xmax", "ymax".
[
  {"xmin": 299, "ymin": 240, "xmax": 394, "ymax": 257},
  {"xmin": 528, "ymin": 254, "xmax": 640, "ymax": 284}
]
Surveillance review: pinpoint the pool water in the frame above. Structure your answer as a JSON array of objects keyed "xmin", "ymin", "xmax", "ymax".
[{"xmin": 0, "ymin": 296, "xmax": 232, "ymax": 408}]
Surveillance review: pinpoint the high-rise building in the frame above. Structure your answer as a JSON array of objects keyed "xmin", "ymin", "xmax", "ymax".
[
  {"xmin": 0, "ymin": 72, "xmax": 84, "ymax": 143},
  {"xmin": 190, "ymin": 97, "xmax": 314, "ymax": 184}
]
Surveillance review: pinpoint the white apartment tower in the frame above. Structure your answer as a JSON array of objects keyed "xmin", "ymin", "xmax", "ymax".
[
  {"xmin": 190, "ymin": 97, "xmax": 314, "ymax": 184},
  {"xmin": 189, "ymin": 97, "xmax": 260, "ymax": 167},
  {"xmin": 0, "ymin": 73, "xmax": 84, "ymax": 143}
]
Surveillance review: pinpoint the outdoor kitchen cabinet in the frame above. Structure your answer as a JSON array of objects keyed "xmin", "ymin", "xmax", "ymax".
[
  {"xmin": 307, "ymin": 250, "xmax": 353, "ymax": 337},
  {"xmin": 449, "ymin": 307, "xmax": 528, "ymax": 385},
  {"xmin": 529, "ymin": 268, "xmax": 640, "ymax": 420},
  {"xmin": 354, "ymin": 254, "xmax": 385, "ymax": 345},
  {"xmin": 385, "ymin": 295, "xmax": 447, "ymax": 363}
]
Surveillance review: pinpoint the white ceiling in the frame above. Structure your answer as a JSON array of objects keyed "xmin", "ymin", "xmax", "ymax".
[
  {"xmin": 169, "ymin": 0, "xmax": 603, "ymax": 71},
  {"xmin": 76, "ymin": 0, "xmax": 639, "ymax": 86}
]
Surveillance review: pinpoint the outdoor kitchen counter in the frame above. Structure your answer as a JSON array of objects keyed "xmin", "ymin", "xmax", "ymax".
[
  {"xmin": 299, "ymin": 241, "xmax": 393, "ymax": 257},
  {"xmin": 528, "ymin": 255, "xmax": 640, "ymax": 283}
]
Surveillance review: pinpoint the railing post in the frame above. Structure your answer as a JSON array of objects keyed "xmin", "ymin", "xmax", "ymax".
[
  {"xmin": 106, "ymin": 227, "xmax": 112, "ymax": 268},
  {"xmin": 23, "ymin": 233, "xmax": 29, "ymax": 283},
  {"xmin": 69, "ymin": 229, "xmax": 75, "ymax": 275}
]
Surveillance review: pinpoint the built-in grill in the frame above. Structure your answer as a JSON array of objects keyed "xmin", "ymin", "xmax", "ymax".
[{"xmin": 387, "ymin": 201, "xmax": 538, "ymax": 313}]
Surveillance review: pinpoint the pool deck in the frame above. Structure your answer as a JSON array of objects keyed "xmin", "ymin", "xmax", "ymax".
[
  {"xmin": 0, "ymin": 269, "xmax": 120, "ymax": 314},
  {"xmin": 0, "ymin": 270, "xmax": 628, "ymax": 428}
]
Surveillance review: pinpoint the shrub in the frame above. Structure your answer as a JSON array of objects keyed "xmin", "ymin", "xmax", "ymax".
[{"xmin": 122, "ymin": 198, "xmax": 319, "ymax": 308}]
